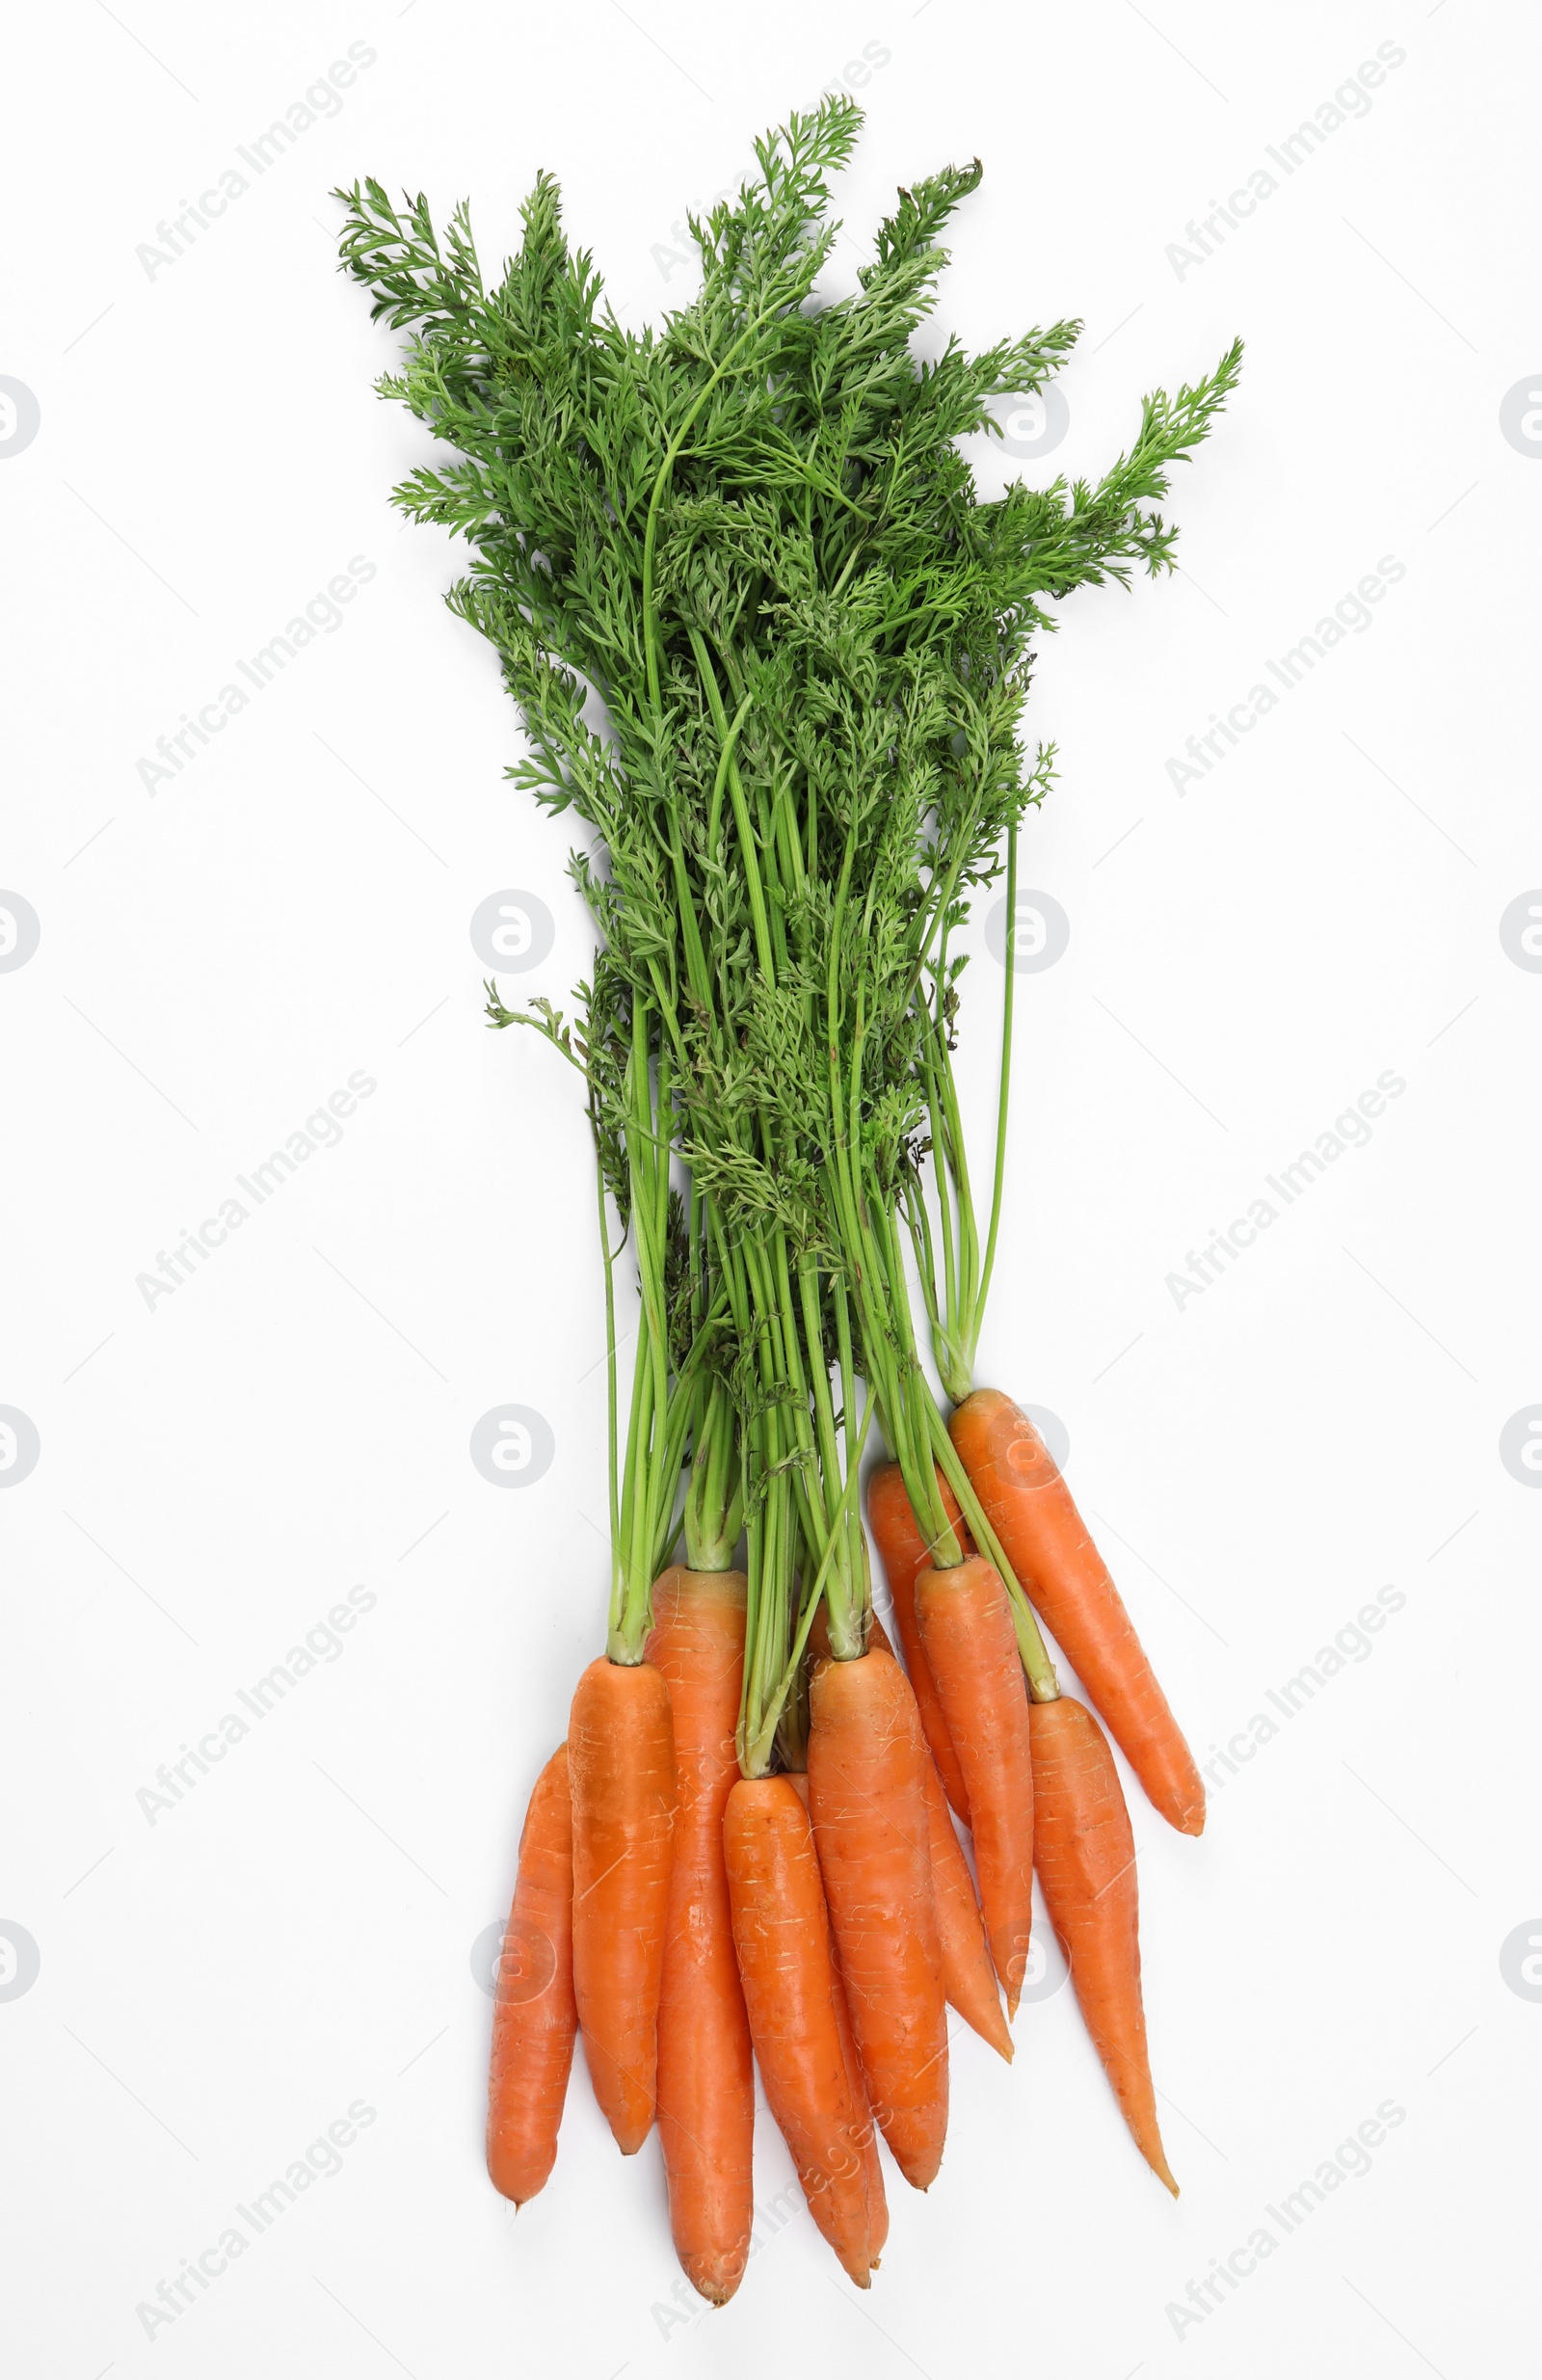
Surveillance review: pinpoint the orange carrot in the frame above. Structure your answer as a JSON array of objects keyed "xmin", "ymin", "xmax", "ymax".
[
  {"xmin": 916, "ymin": 1736, "xmax": 1014, "ymax": 2061},
  {"xmin": 914, "ymin": 1556, "xmax": 1035, "ymax": 2017},
  {"xmin": 486, "ymin": 1746, "xmax": 578, "ymax": 2206},
  {"xmin": 567, "ymin": 1656, "xmax": 677, "ymax": 2155},
  {"xmin": 807, "ymin": 1645, "xmax": 949, "ymax": 2189},
  {"xmin": 811, "ymin": 1605, "xmax": 1009, "ymax": 2063},
  {"xmin": 1030, "ymin": 1694, "xmax": 1177, "ymax": 2193},
  {"xmin": 950, "ymin": 1389, "xmax": 1205, "ymax": 1834},
  {"xmin": 866, "ymin": 1461, "xmax": 972, "ymax": 1824},
  {"xmin": 789, "ymin": 1769, "xmax": 888, "ymax": 2267},
  {"xmin": 724, "ymin": 1776, "xmax": 872, "ymax": 2286},
  {"xmin": 646, "ymin": 1569, "xmax": 755, "ymax": 2304}
]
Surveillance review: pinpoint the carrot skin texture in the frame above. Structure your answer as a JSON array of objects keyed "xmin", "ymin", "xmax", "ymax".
[
  {"xmin": 950, "ymin": 1389, "xmax": 1206, "ymax": 1834},
  {"xmin": 915, "ymin": 1558, "xmax": 1036, "ymax": 2018},
  {"xmin": 812, "ymin": 1605, "xmax": 1009, "ymax": 2064},
  {"xmin": 645, "ymin": 1569, "xmax": 755, "ymax": 2305},
  {"xmin": 567, "ymin": 1657, "xmax": 677, "ymax": 2155},
  {"xmin": 486, "ymin": 1746, "xmax": 579, "ymax": 2206},
  {"xmin": 1030, "ymin": 1694, "xmax": 1178, "ymax": 2194},
  {"xmin": 866, "ymin": 1461, "xmax": 972, "ymax": 1823},
  {"xmin": 807, "ymin": 1647, "xmax": 949, "ymax": 2190},
  {"xmin": 725, "ymin": 1777, "xmax": 873, "ymax": 2286}
]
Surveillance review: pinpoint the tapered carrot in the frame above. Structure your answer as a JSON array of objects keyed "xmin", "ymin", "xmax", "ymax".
[
  {"xmin": 807, "ymin": 1645, "xmax": 949, "ymax": 2189},
  {"xmin": 486, "ymin": 1746, "xmax": 578, "ymax": 2206},
  {"xmin": 866, "ymin": 1461, "xmax": 972, "ymax": 1824},
  {"xmin": 789, "ymin": 1770, "xmax": 888, "ymax": 2266},
  {"xmin": 725, "ymin": 1776, "xmax": 872, "ymax": 2286},
  {"xmin": 646, "ymin": 1568, "xmax": 755, "ymax": 2305},
  {"xmin": 1030, "ymin": 1694, "xmax": 1177, "ymax": 2193},
  {"xmin": 568, "ymin": 1656, "xmax": 677, "ymax": 2155},
  {"xmin": 914, "ymin": 1557, "xmax": 1035, "ymax": 2016},
  {"xmin": 950, "ymin": 1389, "xmax": 1206, "ymax": 1835},
  {"xmin": 811, "ymin": 1605, "xmax": 1009, "ymax": 2062}
]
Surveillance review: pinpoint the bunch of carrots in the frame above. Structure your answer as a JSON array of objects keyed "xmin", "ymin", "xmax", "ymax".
[{"xmin": 340, "ymin": 97, "xmax": 1238, "ymax": 2300}]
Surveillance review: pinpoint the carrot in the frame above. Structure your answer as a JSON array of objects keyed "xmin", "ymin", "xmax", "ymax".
[
  {"xmin": 807, "ymin": 1645, "xmax": 949, "ymax": 2190},
  {"xmin": 914, "ymin": 1556, "xmax": 1035, "ymax": 2017},
  {"xmin": 646, "ymin": 1568, "xmax": 755, "ymax": 2304},
  {"xmin": 567, "ymin": 1656, "xmax": 677, "ymax": 2155},
  {"xmin": 724, "ymin": 1775, "xmax": 873, "ymax": 2286},
  {"xmin": 788, "ymin": 1769, "xmax": 888, "ymax": 2266},
  {"xmin": 1030, "ymin": 1693, "xmax": 1177, "ymax": 2193},
  {"xmin": 830, "ymin": 1948, "xmax": 889, "ymax": 2263},
  {"xmin": 486, "ymin": 1746, "xmax": 579, "ymax": 2206},
  {"xmin": 950, "ymin": 1389, "xmax": 1206, "ymax": 1835},
  {"xmin": 866, "ymin": 1461, "xmax": 972, "ymax": 1824},
  {"xmin": 811, "ymin": 1605, "xmax": 1009, "ymax": 2063}
]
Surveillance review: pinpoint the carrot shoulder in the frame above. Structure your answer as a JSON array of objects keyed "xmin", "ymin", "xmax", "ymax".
[
  {"xmin": 487, "ymin": 1745, "xmax": 579, "ymax": 2206},
  {"xmin": 567, "ymin": 1656, "xmax": 677, "ymax": 2155},
  {"xmin": 950, "ymin": 1388, "xmax": 1206, "ymax": 1835},
  {"xmin": 646, "ymin": 1569, "xmax": 755, "ymax": 2304},
  {"xmin": 866, "ymin": 1461, "xmax": 972, "ymax": 1823},
  {"xmin": 1030, "ymin": 1694, "xmax": 1177, "ymax": 2194}
]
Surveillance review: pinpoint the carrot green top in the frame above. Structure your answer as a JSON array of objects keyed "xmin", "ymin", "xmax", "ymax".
[{"xmin": 339, "ymin": 97, "xmax": 1238, "ymax": 1724}]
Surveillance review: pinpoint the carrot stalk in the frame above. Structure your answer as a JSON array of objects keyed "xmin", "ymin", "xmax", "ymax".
[
  {"xmin": 950, "ymin": 1389, "xmax": 1206, "ymax": 1834},
  {"xmin": 915, "ymin": 1557, "xmax": 1036, "ymax": 2016},
  {"xmin": 1030, "ymin": 1693, "xmax": 1178, "ymax": 2193},
  {"xmin": 568, "ymin": 1655, "xmax": 677, "ymax": 2154},
  {"xmin": 486, "ymin": 1746, "xmax": 579, "ymax": 2206},
  {"xmin": 724, "ymin": 1775, "xmax": 873, "ymax": 2286},
  {"xmin": 866, "ymin": 1461, "xmax": 972, "ymax": 1823},
  {"xmin": 807, "ymin": 1645, "xmax": 949, "ymax": 2189},
  {"xmin": 646, "ymin": 1568, "xmax": 756, "ymax": 2304}
]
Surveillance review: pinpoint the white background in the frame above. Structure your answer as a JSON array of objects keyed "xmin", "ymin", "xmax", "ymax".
[{"xmin": 4, "ymin": 2, "xmax": 1538, "ymax": 2373}]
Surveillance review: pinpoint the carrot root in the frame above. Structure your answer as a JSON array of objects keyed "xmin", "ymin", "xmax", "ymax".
[
  {"xmin": 725, "ymin": 1776, "xmax": 873, "ymax": 2286},
  {"xmin": 1031, "ymin": 1693, "xmax": 1178, "ymax": 2194},
  {"xmin": 568, "ymin": 1657, "xmax": 677, "ymax": 2156},
  {"xmin": 915, "ymin": 1557, "xmax": 1035, "ymax": 2019},
  {"xmin": 486, "ymin": 1746, "xmax": 579, "ymax": 2206},
  {"xmin": 950, "ymin": 1388, "xmax": 1206, "ymax": 1835},
  {"xmin": 647, "ymin": 1569, "xmax": 755, "ymax": 2303},
  {"xmin": 866, "ymin": 1461, "xmax": 972, "ymax": 1823},
  {"xmin": 807, "ymin": 1646, "xmax": 949, "ymax": 2191}
]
